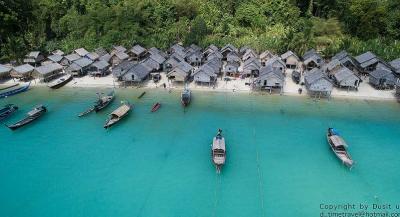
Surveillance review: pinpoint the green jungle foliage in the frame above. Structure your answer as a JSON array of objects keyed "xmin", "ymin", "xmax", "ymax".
[{"xmin": 1, "ymin": 0, "xmax": 400, "ymax": 62}]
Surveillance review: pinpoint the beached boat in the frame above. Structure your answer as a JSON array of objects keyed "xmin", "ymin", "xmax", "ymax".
[
  {"xmin": 0, "ymin": 84, "xmax": 19, "ymax": 91},
  {"xmin": 0, "ymin": 82, "xmax": 31, "ymax": 99},
  {"xmin": 48, "ymin": 74, "xmax": 73, "ymax": 89},
  {"xmin": 326, "ymin": 128, "xmax": 354, "ymax": 168},
  {"xmin": 0, "ymin": 104, "xmax": 18, "ymax": 121},
  {"xmin": 151, "ymin": 102, "xmax": 161, "ymax": 112},
  {"xmin": 104, "ymin": 102, "xmax": 132, "ymax": 129},
  {"xmin": 6, "ymin": 105, "xmax": 47, "ymax": 130},
  {"xmin": 211, "ymin": 129, "xmax": 226, "ymax": 173},
  {"xmin": 181, "ymin": 88, "xmax": 191, "ymax": 107},
  {"xmin": 138, "ymin": 91, "xmax": 146, "ymax": 99},
  {"xmin": 78, "ymin": 90, "xmax": 115, "ymax": 117}
]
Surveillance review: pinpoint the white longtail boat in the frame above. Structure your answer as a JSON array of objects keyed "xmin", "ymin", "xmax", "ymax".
[
  {"xmin": 326, "ymin": 128, "xmax": 354, "ymax": 168},
  {"xmin": 211, "ymin": 129, "xmax": 226, "ymax": 173}
]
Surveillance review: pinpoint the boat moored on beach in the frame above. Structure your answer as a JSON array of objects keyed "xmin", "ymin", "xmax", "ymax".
[
  {"xmin": 48, "ymin": 74, "xmax": 73, "ymax": 89},
  {"xmin": 0, "ymin": 104, "xmax": 18, "ymax": 121},
  {"xmin": 326, "ymin": 128, "xmax": 354, "ymax": 168},
  {"xmin": 6, "ymin": 105, "xmax": 47, "ymax": 130},
  {"xmin": 211, "ymin": 129, "xmax": 226, "ymax": 173},
  {"xmin": 181, "ymin": 88, "xmax": 191, "ymax": 107},
  {"xmin": 104, "ymin": 101, "xmax": 132, "ymax": 129},
  {"xmin": 0, "ymin": 82, "xmax": 31, "ymax": 99}
]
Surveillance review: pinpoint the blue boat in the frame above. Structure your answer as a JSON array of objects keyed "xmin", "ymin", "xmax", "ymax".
[{"xmin": 0, "ymin": 82, "xmax": 31, "ymax": 99}]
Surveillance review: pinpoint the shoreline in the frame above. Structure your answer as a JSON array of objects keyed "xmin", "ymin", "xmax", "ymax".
[{"xmin": 0, "ymin": 73, "xmax": 397, "ymax": 102}]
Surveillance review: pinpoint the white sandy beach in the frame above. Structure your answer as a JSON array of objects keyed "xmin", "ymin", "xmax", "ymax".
[{"xmin": 0, "ymin": 69, "xmax": 397, "ymax": 101}]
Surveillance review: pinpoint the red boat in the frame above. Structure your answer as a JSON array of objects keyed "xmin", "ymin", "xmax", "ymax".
[{"xmin": 151, "ymin": 102, "xmax": 161, "ymax": 112}]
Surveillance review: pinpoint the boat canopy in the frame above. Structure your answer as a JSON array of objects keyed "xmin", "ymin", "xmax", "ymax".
[
  {"xmin": 213, "ymin": 137, "xmax": 226, "ymax": 151},
  {"xmin": 111, "ymin": 104, "xmax": 130, "ymax": 117},
  {"xmin": 330, "ymin": 135, "xmax": 348, "ymax": 148}
]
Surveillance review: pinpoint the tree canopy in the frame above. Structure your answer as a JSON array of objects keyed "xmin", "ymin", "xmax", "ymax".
[{"xmin": 1, "ymin": 0, "xmax": 400, "ymax": 62}]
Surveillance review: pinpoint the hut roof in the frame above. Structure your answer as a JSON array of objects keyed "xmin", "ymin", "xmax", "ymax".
[
  {"xmin": 26, "ymin": 51, "xmax": 41, "ymax": 58},
  {"xmin": 47, "ymin": 54, "xmax": 63, "ymax": 63},
  {"xmin": 13, "ymin": 64, "xmax": 35, "ymax": 74},
  {"xmin": 281, "ymin": 50, "xmax": 298, "ymax": 60},
  {"xmin": 148, "ymin": 47, "xmax": 168, "ymax": 58},
  {"xmin": 95, "ymin": 48, "xmax": 108, "ymax": 57},
  {"xmin": 227, "ymin": 52, "xmax": 241, "ymax": 63},
  {"xmin": 149, "ymin": 53, "xmax": 166, "ymax": 64},
  {"xmin": 333, "ymin": 67, "xmax": 358, "ymax": 83},
  {"xmin": 304, "ymin": 54, "xmax": 324, "ymax": 66},
  {"xmin": 86, "ymin": 52, "xmax": 100, "ymax": 61},
  {"xmin": 170, "ymin": 44, "xmax": 185, "ymax": 56},
  {"xmin": 221, "ymin": 44, "xmax": 238, "ymax": 54},
  {"xmin": 244, "ymin": 57, "xmax": 262, "ymax": 68},
  {"xmin": 75, "ymin": 48, "xmax": 89, "ymax": 57},
  {"xmin": 188, "ymin": 44, "xmax": 202, "ymax": 52},
  {"xmin": 325, "ymin": 59, "xmax": 341, "ymax": 71},
  {"xmin": 64, "ymin": 53, "xmax": 81, "ymax": 62},
  {"xmin": 203, "ymin": 44, "xmax": 219, "ymax": 55},
  {"xmin": 242, "ymin": 49, "xmax": 257, "ymax": 60},
  {"xmin": 99, "ymin": 53, "xmax": 112, "ymax": 62},
  {"xmin": 35, "ymin": 63, "xmax": 63, "ymax": 75},
  {"xmin": 264, "ymin": 56, "xmax": 285, "ymax": 68},
  {"xmin": 260, "ymin": 50, "xmax": 276, "ymax": 60},
  {"xmin": 303, "ymin": 49, "xmax": 318, "ymax": 60},
  {"xmin": 370, "ymin": 69, "xmax": 395, "ymax": 80},
  {"xmin": 92, "ymin": 60, "xmax": 109, "ymax": 70},
  {"xmin": 389, "ymin": 58, "xmax": 400, "ymax": 74},
  {"xmin": 143, "ymin": 57, "xmax": 159, "ymax": 70},
  {"xmin": 305, "ymin": 69, "xmax": 333, "ymax": 92},
  {"xmin": 0, "ymin": 64, "xmax": 12, "ymax": 74},
  {"xmin": 74, "ymin": 58, "xmax": 93, "ymax": 68},
  {"xmin": 130, "ymin": 45, "xmax": 147, "ymax": 55},
  {"xmin": 113, "ymin": 61, "xmax": 135, "ymax": 77},
  {"xmin": 123, "ymin": 63, "xmax": 152, "ymax": 81},
  {"xmin": 113, "ymin": 52, "xmax": 129, "ymax": 60},
  {"xmin": 112, "ymin": 45, "xmax": 127, "ymax": 53},
  {"xmin": 207, "ymin": 51, "xmax": 223, "ymax": 60},
  {"xmin": 355, "ymin": 51, "xmax": 376, "ymax": 64},
  {"xmin": 258, "ymin": 66, "xmax": 284, "ymax": 79},
  {"xmin": 332, "ymin": 50, "xmax": 350, "ymax": 61},
  {"xmin": 52, "ymin": 50, "xmax": 64, "ymax": 56}
]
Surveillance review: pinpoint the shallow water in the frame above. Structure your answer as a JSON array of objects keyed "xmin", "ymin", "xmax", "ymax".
[{"xmin": 1, "ymin": 87, "xmax": 399, "ymax": 217}]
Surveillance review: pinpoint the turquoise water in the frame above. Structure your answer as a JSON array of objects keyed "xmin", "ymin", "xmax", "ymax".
[{"xmin": 1, "ymin": 87, "xmax": 399, "ymax": 217}]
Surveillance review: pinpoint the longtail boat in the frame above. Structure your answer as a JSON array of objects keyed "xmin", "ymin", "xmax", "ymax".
[
  {"xmin": 104, "ymin": 102, "xmax": 132, "ymax": 129},
  {"xmin": 0, "ymin": 104, "xmax": 18, "ymax": 121},
  {"xmin": 138, "ymin": 91, "xmax": 146, "ymax": 99},
  {"xmin": 326, "ymin": 128, "xmax": 354, "ymax": 168},
  {"xmin": 151, "ymin": 102, "xmax": 161, "ymax": 112},
  {"xmin": 211, "ymin": 129, "xmax": 226, "ymax": 173},
  {"xmin": 0, "ymin": 82, "xmax": 31, "ymax": 99},
  {"xmin": 6, "ymin": 105, "xmax": 47, "ymax": 130},
  {"xmin": 181, "ymin": 88, "xmax": 191, "ymax": 107},
  {"xmin": 48, "ymin": 74, "xmax": 73, "ymax": 89},
  {"xmin": 78, "ymin": 90, "xmax": 115, "ymax": 117}
]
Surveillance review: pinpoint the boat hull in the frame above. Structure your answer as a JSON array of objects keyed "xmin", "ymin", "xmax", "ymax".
[
  {"xmin": 326, "ymin": 134, "xmax": 353, "ymax": 168},
  {"xmin": 48, "ymin": 75, "xmax": 73, "ymax": 89},
  {"xmin": 0, "ymin": 105, "xmax": 18, "ymax": 121},
  {"xmin": 151, "ymin": 103, "xmax": 161, "ymax": 112},
  {"xmin": 7, "ymin": 107, "xmax": 46, "ymax": 130},
  {"xmin": 0, "ymin": 83, "xmax": 30, "ymax": 99}
]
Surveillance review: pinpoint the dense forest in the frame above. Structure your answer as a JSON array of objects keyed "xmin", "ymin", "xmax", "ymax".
[{"xmin": 1, "ymin": 0, "xmax": 400, "ymax": 62}]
